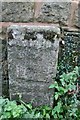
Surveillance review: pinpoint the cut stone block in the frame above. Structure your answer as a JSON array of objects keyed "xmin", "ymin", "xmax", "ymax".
[
  {"xmin": 7, "ymin": 25, "xmax": 60, "ymax": 106},
  {"xmin": 0, "ymin": 40, "xmax": 2, "ymax": 96},
  {"xmin": 2, "ymin": 2, "xmax": 34, "ymax": 22},
  {"xmin": 0, "ymin": 27, "xmax": 9, "ymax": 97},
  {"xmin": 0, "ymin": 27, "xmax": 2, "ymax": 96}
]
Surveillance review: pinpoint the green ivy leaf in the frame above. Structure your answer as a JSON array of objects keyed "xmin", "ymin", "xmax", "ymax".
[
  {"xmin": 55, "ymin": 94, "xmax": 59, "ymax": 100},
  {"xmin": 26, "ymin": 104, "xmax": 32, "ymax": 110},
  {"xmin": 46, "ymin": 113, "xmax": 50, "ymax": 119}
]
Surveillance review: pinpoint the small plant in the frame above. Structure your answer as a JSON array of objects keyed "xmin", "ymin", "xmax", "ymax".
[
  {"xmin": 0, "ymin": 97, "xmax": 26, "ymax": 119},
  {"xmin": 49, "ymin": 66, "xmax": 79, "ymax": 119},
  {"xmin": 0, "ymin": 96, "xmax": 52, "ymax": 119},
  {"xmin": 0, "ymin": 67, "xmax": 80, "ymax": 119}
]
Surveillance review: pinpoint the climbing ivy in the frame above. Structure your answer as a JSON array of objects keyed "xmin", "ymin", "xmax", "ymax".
[
  {"xmin": 56, "ymin": 32, "xmax": 80, "ymax": 93},
  {"xmin": 49, "ymin": 66, "xmax": 79, "ymax": 119},
  {"xmin": 51, "ymin": 31, "xmax": 80, "ymax": 119}
]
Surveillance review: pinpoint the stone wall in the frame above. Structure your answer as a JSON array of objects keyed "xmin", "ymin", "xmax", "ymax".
[
  {"xmin": 0, "ymin": 27, "xmax": 2, "ymax": 96},
  {"xmin": 0, "ymin": 27, "xmax": 9, "ymax": 97},
  {"xmin": 2, "ymin": 2, "xmax": 34, "ymax": 22},
  {"xmin": 0, "ymin": 0, "xmax": 80, "ymax": 106},
  {"xmin": 1, "ymin": 1, "xmax": 80, "ymax": 28}
]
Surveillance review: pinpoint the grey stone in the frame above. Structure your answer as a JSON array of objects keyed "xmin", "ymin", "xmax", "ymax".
[
  {"xmin": 0, "ymin": 2, "xmax": 2, "ymax": 21},
  {"xmin": 1, "ymin": 2, "xmax": 71, "ymax": 25},
  {"xmin": 75, "ymin": 4, "xmax": 80, "ymax": 28},
  {"xmin": 36, "ymin": 2, "xmax": 71, "ymax": 25},
  {"xmin": 0, "ymin": 35, "xmax": 2, "ymax": 96},
  {"xmin": 2, "ymin": 2, "xmax": 34, "ymax": 22},
  {"xmin": 0, "ymin": 27, "xmax": 9, "ymax": 97},
  {"xmin": 8, "ymin": 25, "xmax": 60, "ymax": 106},
  {"xmin": 1, "ymin": 1, "xmax": 79, "ymax": 27}
]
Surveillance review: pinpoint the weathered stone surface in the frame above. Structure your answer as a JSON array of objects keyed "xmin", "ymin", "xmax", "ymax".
[
  {"xmin": 0, "ymin": 2, "xmax": 2, "ymax": 22},
  {"xmin": 66, "ymin": 1, "xmax": 80, "ymax": 28},
  {"xmin": 2, "ymin": 2, "xmax": 34, "ymax": 22},
  {"xmin": 0, "ymin": 41, "xmax": 2, "ymax": 96},
  {"xmin": 75, "ymin": 3, "xmax": 80, "ymax": 28},
  {"xmin": 36, "ymin": 1, "xmax": 79, "ymax": 28},
  {"xmin": 0, "ymin": 27, "xmax": 9, "ymax": 97},
  {"xmin": 36, "ymin": 2, "xmax": 71, "ymax": 25},
  {"xmin": 7, "ymin": 25, "xmax": 60, "ymax": 106},
  {"xmin": 2, "ymin": 2, "xmax": 71, "ymax": 25},
  {"xmin": 1, "ymin": 1, "xmax": 80, "ymax": 28},
  {"xmin": 0, "ymin": 28, "xmax": 2, "ymax": 96}
]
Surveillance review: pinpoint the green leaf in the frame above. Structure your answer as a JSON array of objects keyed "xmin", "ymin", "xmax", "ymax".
[
  {"xmin": 46, "ymin": 113, "xmax": 50, "ymax": 119},
  {"xmin": 35, "ymin": 112, "xmax": 41, "ymax": 118},
  {"xmin": 4, "ymin": 105, "xmax": 12, "ymax": 111},
  {"xmin": 60, "ymin": 79, "xmax": 65, "ymax": 86},
  {"xmin": 26, "ymin": 104, "xmax": 32, "ymax": 110},
  {"xmin": 54, "ymin": 114, "xmax": 57, "ymax": 118},
  {"xmin": 0, "ymin": 97, "xmax": 8, "ymax": 106},
  {"xmin": 52, "ymin": 109, "xmax": 56, "ymax": 116},
  {"xmin": 43, "ymin": 109, "xmax": 46, "ymax": 116},
  {"xmin": 3, "ymin": 112, "xmax": 11, "ymax": 118},
  {"xmin": 49, "ymin": 81, "xmax": 58, "ymax": 88},
  {"xmin": 55, "ymin": 94, "xmax": 59, "ymax": 100},
  {"xmin": 43, "ymin": 106, "xmax": 51, "ymax": 111},
  {"xmin": 12, "ymin": 111, "xmax": 18, "ymax": 118},
  {"xmin": 59, "ymin": 115, "xmax": 63, "ymax": 118}
]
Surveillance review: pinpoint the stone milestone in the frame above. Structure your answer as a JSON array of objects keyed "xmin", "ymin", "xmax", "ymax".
[{"xmin": 7, "ymin": 25, "xmax": 60, "ymax": 106}]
